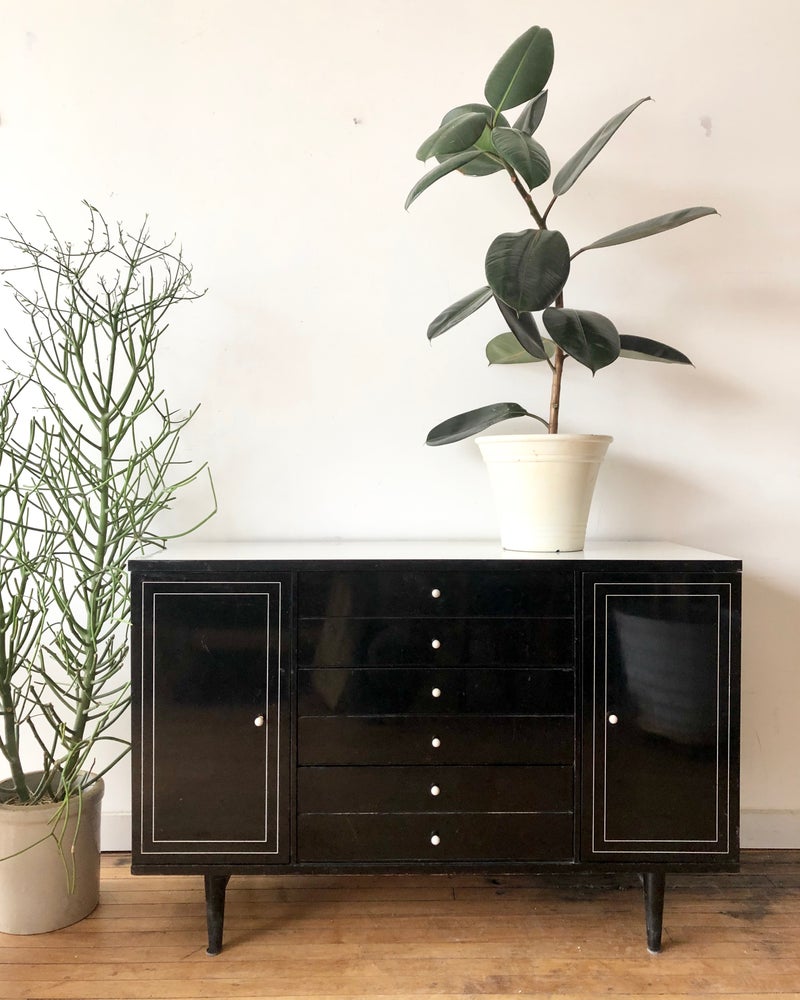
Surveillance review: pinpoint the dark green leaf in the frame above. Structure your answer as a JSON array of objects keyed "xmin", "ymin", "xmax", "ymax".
[
  {"xmin": 405, "ymin": 151, "xmax": 483, "ymax": 210},
  {"xmin": 426, "ymin": 402, "xmax": 543, "ymax": 446},
  {"xmin": 494, "ymin": 296, "xmax": 547, "ymax": 358},
  {"xmin": 491, "ymin": 128, "xmax": 550, "ymax": 189},
  {"xmin": 513, "ymin": 90, "xmax": 548, "ymax": 135},
  {"xmin": 552, "ymin": 97, "xmax": 651, "ymax": 197},
  {"xmin": 485, "ymin": 229, "xmax": 570, "ymax": 312},
  {"xmin": 579, "ymin": 207, "xmax": 718, "ymax": 252},
  {"xmin": 542, "ymin": 308, "xmax": 620, "ymax": 373},
  {"xmin": 416, "ymin": 112, "xmax": 488, "ymax": 161},
  {"xmin": 436, "ymin": 105, "xmax": 508, "ymax": 175},
  {"xmin": 427, "ymin": 286, "xmax": 493, "ymax": 340},
  {"xmin": 486, "ymin": 332, "xmax": 554, "ymax": 364},
  {"xmin": 619, "ymin": 335, "xmax": 692, "ymax": 365},
  {"xmin": 484, "ymin": 26, "xmax": 555, "ymax": 114}
]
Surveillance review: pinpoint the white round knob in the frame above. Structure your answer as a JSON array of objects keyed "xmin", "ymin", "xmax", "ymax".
[
  {"xmin": 431, "ymin": 687, "xmax": 442, "ymax": 699},
  {"xmin": 431, "ymin": 588, "xmax": 441, "ymax": 599},
  {"xmin": 430, "ymin": 834, "xmax": 441, "ymax": 846},
  {"xmin": 608, "ymin": 714, "xmax": 619, "ymax": 725},
  {"xmin": 254, "ymin": 715, "xmax": 265, "ymax": 728},
  {"xmin": 430, "ymin": 785, "xmax": 441, "ymax": 797},
  {"xmin": 431, "ymin": 737, "xmax": 441, "ymax": 748},
  {"xmin": 431, "ymin": 638, "xmax": 441, "ymax": 649}
]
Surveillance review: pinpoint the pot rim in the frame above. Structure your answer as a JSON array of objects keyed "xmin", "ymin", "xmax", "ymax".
[
  {"xmin": 475, "ymin": 433, "xmax": 613, "ymax": 443},
  {"xmin": 0, "ymin": 774, "xmax": 104, "ymax": 812}
]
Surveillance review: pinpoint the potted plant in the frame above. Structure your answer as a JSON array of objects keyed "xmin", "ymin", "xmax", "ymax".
[
  {"xmin": 407, "ymin": 25, "xmax": 716, "ymax": 551},
  {"xmin": 0, "ymin": 205, "xmax": 215, "ymax": 934}
]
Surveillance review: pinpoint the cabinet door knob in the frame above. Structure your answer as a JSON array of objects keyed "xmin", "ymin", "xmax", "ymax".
[
  {"xmin": 431, "ymin": 737, "xmax": 441, "ymax": 748},
  {"xmin": 430, "ymin": 833, "xmax": 441, "ymax": 846},
  {"xmin": 431, "ymin": 638, "xmax": 441, "ymax": 649},
  {"xmin": 608, "ymin": 714, "xmax": 619, "ymax": 725},
  {"xmin": 431, "ymin": 687, "xmax": 442, "ymax": 699},
  {"xmin": 431, "ymin": 588, "xmax": 441, "ymax": 599},
  {"xmin": 430, "ymin": 784, "xmax": 441, "ymax": 797},
  {"xmin": 254, "ymin": 715, "xmax": 266, "ymax": 727}
]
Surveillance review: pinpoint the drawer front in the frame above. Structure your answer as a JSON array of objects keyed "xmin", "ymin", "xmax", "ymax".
[
  {"xmin": 298, "ymin": 765, "xmax": 573, "ymax": 814},
  {"xmin": 298, "ymin": 569, "xmax": 573, "ymax": 619},
  {"xmin": 298, "ymin": 716, "xmax": 574, "ymax": 766},
  {"xmin": 298, "ymin": 617, "xmax": 574, "ymax": 668},
  {"xmin": 297, "ymin": 812, "xmax": 574, "ymax": 863},
  {"xmin": 298, "ymin": 667, "xmax": 573, "ymax": 716}
]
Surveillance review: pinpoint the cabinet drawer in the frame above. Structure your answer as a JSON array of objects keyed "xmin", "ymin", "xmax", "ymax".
[
  {"xmin": 298, "ymin": 569, "xmax": 573, "ymax": 619},
  {"xmin": 298, "ymin": 617, "xmax": 574, "ymax": 668},
  {"xmin": 297, "ymin": 812, "xmax": 574, "ymax": 862},
  {"xmin": 298, "ymin": 765, "xmax": 573, "ymax": 814},
  {"xmin": 298, "ymin": 716, "xmax": 574, "ymax": 766},
  {"xmin": 298, "ymin": 667, "xmax": 573, "ymax": 716}
]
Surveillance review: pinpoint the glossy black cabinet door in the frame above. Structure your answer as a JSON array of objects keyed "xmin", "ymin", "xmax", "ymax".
[
  {"xmin": 134, "ymin": 577, "xmax": 291, "ymax": 864},
  {"xmin": 581, "ymin": 575, "xmax": 740, "ymax": 862}
]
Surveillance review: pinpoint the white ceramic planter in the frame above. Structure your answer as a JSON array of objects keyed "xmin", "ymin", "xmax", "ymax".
[
  {"xmin": 475, "ymin": 433, "xmax": 612, "ymax": 552},
  {"xmin": 0, "ymin": 775, "xmax": 104, "ymax": 935}
]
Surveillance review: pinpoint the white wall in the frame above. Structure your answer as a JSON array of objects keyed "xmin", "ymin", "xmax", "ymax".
[{"xmin": 2, "ymin": 0, "xmax": 799, "ymax": 847}]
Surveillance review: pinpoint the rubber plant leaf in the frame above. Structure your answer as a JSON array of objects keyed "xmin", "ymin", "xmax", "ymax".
[
  {"xmin": 427, "ymin": 286, "xmax": 493, "ymax": 341},
  {"xmin": 416, "ymin": 112, "xmax": 488, "ymax": 161},
  {"xmin": 486, "ymin": 332, "xmax": 555, "ymax": 364},
  {"xmin": 513, "ymin": 90, "xmax": 548, "ymax": 135},
  {"xmin": 491, "ymin": 128, "xmax": 550, "ymax": 189},
  {"xmin": 619, "ymin": 335, "xmax": 692, "ymax": 365},
  {"xmin": 484, "ymin": 26, "xmax": 555, "ymax": 115},
  {"xmin": 494, "ymin": 296, "xmax": 548, "ymax": 358},
  {"xmin": 426, "ymin": 402, "xmax": 546, "ymax": 446},
  {"xmin": 552, "ymin": 97, "xmax": 651, "ymax": 197},
  {"xmin": 485, "ymin": 229, "xmax": 570, "ymax": 312},
  {"xmin": 405, "ymin": 151, "xmax": 483, "ymax": 210},
  {"xmin": 436, "ymin": 104, "xmax": 508, "ymax": 176},
  {"xmin": 542, "ymin": 308, "xmax": 621, "ymax": 373},
  {"xmin": 576, "ymin": 207, "xmax": 718, "ymax": 253}
]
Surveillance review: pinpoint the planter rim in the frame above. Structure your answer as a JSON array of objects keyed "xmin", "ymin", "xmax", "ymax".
[
  {"xmin": 475, "ymin": 433, "xmax": 613, "ymax": 444},
  {"xmin": 0, "ymin": 774, "xmax": 104, "ymax": 817}
]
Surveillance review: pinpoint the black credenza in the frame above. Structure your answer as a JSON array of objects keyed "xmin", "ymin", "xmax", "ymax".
[{"xmin": 130, "ymin": 541, "xmax": 741, "ymax": 954}]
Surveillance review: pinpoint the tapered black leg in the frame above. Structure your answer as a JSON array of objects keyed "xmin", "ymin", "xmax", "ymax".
[
  {"xmin": 642, "ymin": 871, "xmax": 666, "ymax": 953},
  {"xmin": 204, "ymin": 874, "xmax": 231, "ymax": 956}
]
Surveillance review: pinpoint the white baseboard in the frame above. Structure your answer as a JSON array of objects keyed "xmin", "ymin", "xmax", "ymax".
[
  {"xmin": 102, "ymin": 809, "xmax": 800, "ymax": 854},
  {"xmin": 740, "ymin": 810, "xmax": 800, "ymax": 849},
  {"xmin": 101, "ymin": 811, "xmax": 132, "ymax": 852}
]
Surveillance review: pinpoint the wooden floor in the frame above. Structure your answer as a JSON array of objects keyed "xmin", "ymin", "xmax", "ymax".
[{"xmin": 1, "ymin": 852, "xmax": 800, "ymax": 1000}]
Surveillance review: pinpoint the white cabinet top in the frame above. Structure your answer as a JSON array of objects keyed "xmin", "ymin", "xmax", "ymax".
[{"xmin": 129, "ymin": 539, "xmax": 739, "ymax": 564}]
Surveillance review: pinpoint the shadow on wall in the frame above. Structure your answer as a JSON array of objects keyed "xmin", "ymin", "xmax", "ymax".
[{"xmin": 592, "ymin": 452, "xmax": 718, "ymax": 539}]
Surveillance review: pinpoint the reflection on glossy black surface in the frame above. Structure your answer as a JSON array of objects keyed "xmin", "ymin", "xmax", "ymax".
[
  {"xmin": 298, "ymin": 617, "xmax": 573, "ymax": 667},
  {"xmin": 298, "ymin": 667, "xmax": 573, "ymax": 716},
  {"xmin": 298, "ymin": 570, "xmax": 573, "ymax": 619},
  {"xmin": 298, "ymin": 715, "xmax": 574, "ymax": 766},
  {"xmin": 298, "ymin": 765, "xmax": 573, "ymax": 813},
  {"xmin": 152, "ymin": 592, "xmax": 269, "ymax": 842},
  {"xmin": 585, "ymin": 580, "xmax": 735, "ymax": 857}
]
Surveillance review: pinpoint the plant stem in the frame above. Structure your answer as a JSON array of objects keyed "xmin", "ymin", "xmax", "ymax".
[
  {"xmin": 505, "ymin": 166, "xmax": 546, "ymax": 228},
  {"xmin": 505, "ymin": 167, "xmax": 564, "ymax": 434}
]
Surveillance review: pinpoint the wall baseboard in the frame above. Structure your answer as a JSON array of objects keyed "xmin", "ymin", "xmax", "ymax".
[
  {"xmin": 101, "ymin": 810, "xmax": 800, "ymax": 854},
  {"xmin": 101, "ymin": 812, "xmax": 132, "ymax": 852},
  {"xmin": 740, "ymin": 810, "xmax": 800, "ymax": 849}
]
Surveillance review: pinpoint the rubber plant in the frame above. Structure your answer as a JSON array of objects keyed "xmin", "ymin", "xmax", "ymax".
[
  {"xmin": 406, "ymin": 25, "xmax": 717, "ymax": 444},
  {"xmin": 0, "ymin": 205, "xmax": 215, "ymax": 840}
]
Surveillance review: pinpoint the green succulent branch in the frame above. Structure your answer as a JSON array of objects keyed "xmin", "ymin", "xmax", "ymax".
[
  {"xmin": 407, "ymin": 25, "xmax": 716, "ymax": 444},
  {"xmin": 0, "ymin": 204, "xmax": 216, "ymax": 808}
]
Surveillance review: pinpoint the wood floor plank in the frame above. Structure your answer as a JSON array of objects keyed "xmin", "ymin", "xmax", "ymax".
[{"xmin": 3, "ymin": 851, "xmax": 800, "ymax": 1000}]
